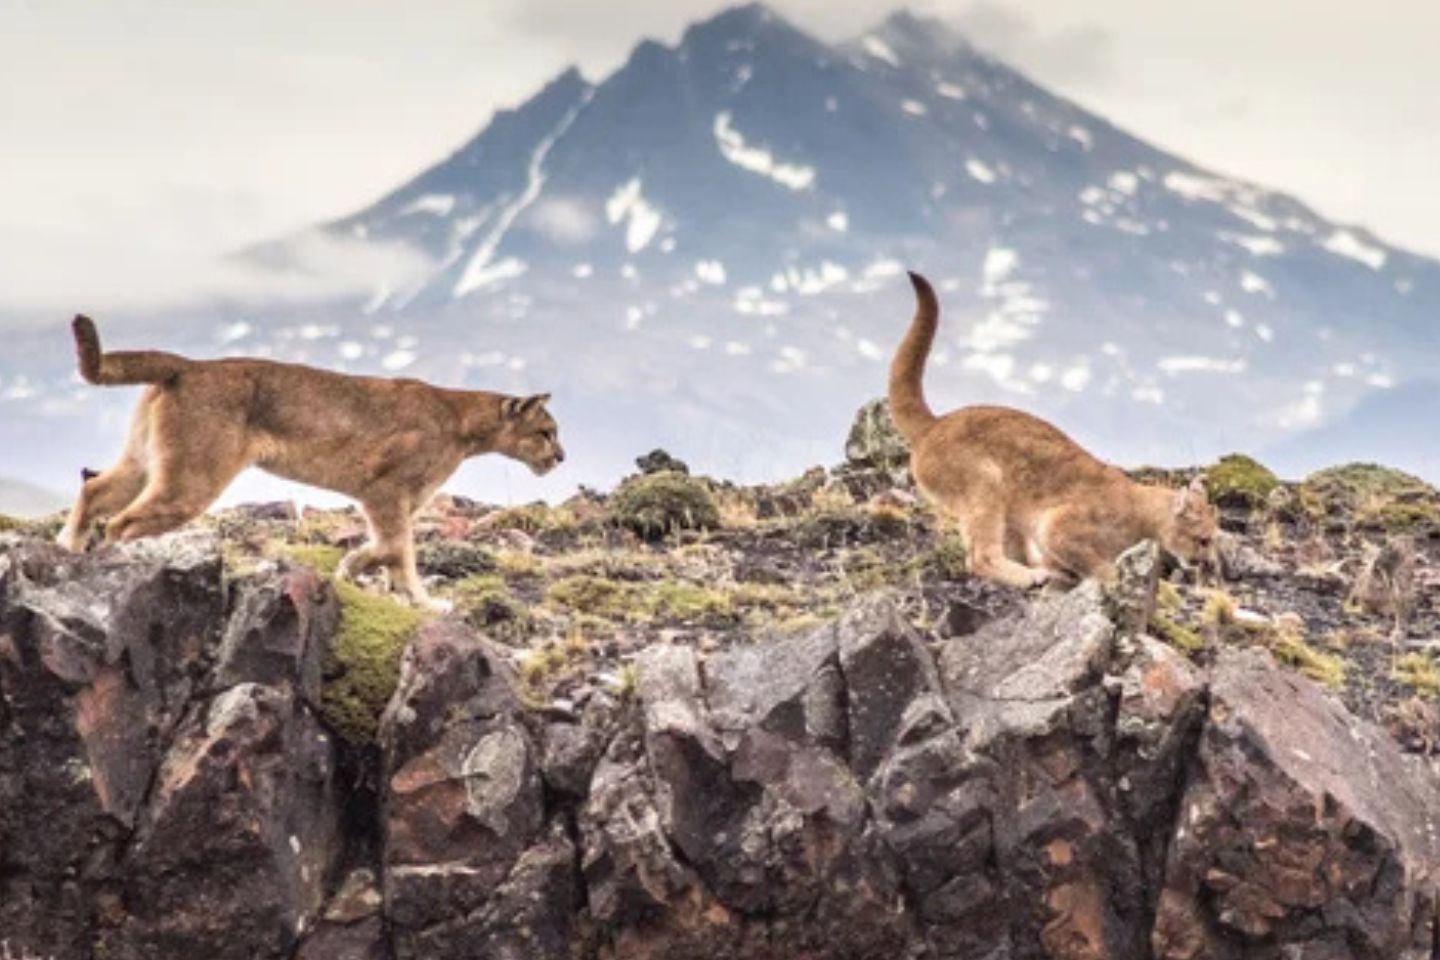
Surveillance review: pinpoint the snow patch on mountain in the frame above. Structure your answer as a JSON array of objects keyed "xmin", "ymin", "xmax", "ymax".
[
  {"xmin": 966, "ymin": 159, "xmax": 996, "ymax": 184},
  {"xmin": 1324, "ymin": 229, "xmax": 1387, "ymax": 270},
  {"xmin": 861, "ymin": 35, "xmax": 899, "ymax": 67},
  {"xmin": 401, "ymin": 194, "xmax": 456, "ymax": 217},
  {"xmin": 713, "ymin": 112, "xmax": 816, "ymax": 190},
  {"xmin": 454, "ymin": 97, "xmax": 591, "ymax": 297},
  {"xmin": 606, "ymin": 179, "xmax": 664, "ymax": 254}
]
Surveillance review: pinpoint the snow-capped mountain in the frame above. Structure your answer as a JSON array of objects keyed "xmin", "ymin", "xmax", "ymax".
[{"xmin": 4, "ymin": 4, "xmax": 1438, "ymax": 497}]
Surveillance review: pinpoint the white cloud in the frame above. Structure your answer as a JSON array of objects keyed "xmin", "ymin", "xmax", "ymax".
[{"xmin": 0, "ymin": 223, "xmax": 435, "ymax": 321}]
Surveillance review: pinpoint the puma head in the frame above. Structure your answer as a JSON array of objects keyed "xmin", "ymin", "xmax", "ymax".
[
  {"xmin": 1163, "ymin": 475, "xmax": 1219, "ymax": 570},
  {"xmin": 498, "ymin": 393, "xmax": 564, "ymax": 475}
]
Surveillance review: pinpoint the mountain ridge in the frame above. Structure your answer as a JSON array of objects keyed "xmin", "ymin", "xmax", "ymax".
[{"xmin": 0, "ymin": 2, "xmax": 1435, "ymax": 496}]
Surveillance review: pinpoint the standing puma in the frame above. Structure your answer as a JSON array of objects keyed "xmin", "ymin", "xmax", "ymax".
[
  {"xmin": 57, "ymin": 316, "xmax": 564, "ymax": 610},
  {"xmin": 890, "ymin": 272, "xmax": 1217, "ymax": 588}
]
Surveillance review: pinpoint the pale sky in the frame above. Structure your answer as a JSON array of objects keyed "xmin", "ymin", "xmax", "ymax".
[{"xmin": 4, "ymin": 0, "xmax": 1439, "ymax": 312}]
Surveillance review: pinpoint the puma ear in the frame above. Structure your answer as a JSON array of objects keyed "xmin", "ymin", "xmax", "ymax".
[
  {"xmin": 502, "ymin": 393, "xmax": 551, "ymax": 420},
  {"xmin": 1174, "ymin": 475, "xmax": 1209, "ymax": 515}
]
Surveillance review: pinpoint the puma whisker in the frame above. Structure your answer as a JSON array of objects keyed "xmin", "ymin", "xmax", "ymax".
[
  {"xmin": 58, "ymin": 315, "xmax": 565, "ymax": 610},
  {"xmin": 890, "ymin": 272, "xmax": 1218, "ymax": 589}
]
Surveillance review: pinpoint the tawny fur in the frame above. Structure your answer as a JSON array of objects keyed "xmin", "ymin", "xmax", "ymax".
[
  {"xmin": 889, "ymin": 273, "xmax": 1218, "ymax": 589},
  {"xmin": 58, "ymin": 315, "xmax": 564, "ymax": 610}
]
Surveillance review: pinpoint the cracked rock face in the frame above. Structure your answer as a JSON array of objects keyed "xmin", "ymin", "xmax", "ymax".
[{"xmin": 5, "ymin": 535, "xmax": 1440, "ymax": 960}]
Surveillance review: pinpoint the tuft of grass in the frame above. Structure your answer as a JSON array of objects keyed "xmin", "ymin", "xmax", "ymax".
[
  {"xmin": 1151, "ymin": 614, "xmax": 1205, "ymax": 655},
  {"xmin": 615, "ymin": 663, "xmax": 640, "ymax": 700},
  {"xmin": 1200, "ymin": 590, "xmax": 1238, "ymax": 629},
  {"xmin": 1263, "ymin": 616, "xmax": 1344, "ymax": 690},
  {"xmin": 494, "ymin": 549, "xmax": 543, "ymax": 578},
  {"xmin": 1155, "ymin": 580, "xmax": 1183, "ymax": 613},
  {"xmin": 609, "ymin": 471, "xmax": 720, "ymax": 541},
  {"xmin": 1272, "ymin": 632, "xmax": 1347, "ymax": 690},
  {"xmin": 487, "ymin": 503, "xmax": 579, "ymax": 535},
  {"xmin": 648, "ymin": 580, "xmax": 734, "ymax": 622},
  {"xmin": 453, "ymin": 574, "xmax": 530, "ymax": 641},
  {"xmin": 1393, "ymin": 653, "xmax": 1440, "ymax": 699},
  {"xmin": 544, "ymin": 575, "xmax": 635, "ymax": 621},
  {"xmin": 278, "ymin": 543, "xmax": 346, "ymax": 576},
  {"xmin": 321, "ymin": 581, "xmax": 424, "ymax": 745},
  {"xmin": 714, "ymin": 489, "xmax": 760, "ymax": 530},
  {"xmin": 1204, "ymin": 454, "xmax": 1279, "ymax": 510},
  {"xmin": 543, "ymin": 573, "xmax": 761, "ymax": 627},
  {"xmin": 0, "ymin": 513, "xmax": 26, "ymax": 534},
  {"xmin": 919, "ymin": 533, "xmax": 968, "ymax": 579}
]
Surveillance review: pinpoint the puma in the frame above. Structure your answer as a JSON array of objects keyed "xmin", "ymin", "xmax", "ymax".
[
  {"xmin": 57, "ymin": 316, "xmax": 564, "ymax": 609},
  {"xmin": 889, "ymin": 272, "xmax": 1218, "ymax": 588}
]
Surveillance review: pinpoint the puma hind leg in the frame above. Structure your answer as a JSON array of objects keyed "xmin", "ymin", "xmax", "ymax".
[{"xmin": 952, "ymin": 503, "xmax": 1057, "ymax": 590}]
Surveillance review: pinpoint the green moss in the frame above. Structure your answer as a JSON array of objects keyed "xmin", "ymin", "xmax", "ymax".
[
  {"xmin": 1151, "ymin": 615, "xmax": 1205, "ymax": 655},
  {"xmin": 279, "ymin": 543, "xmax": 345, "ymax": 576},
  {"xmin": 1300, "ymin": 463, "xmax": 1439, "ymax": 530},
  {"xmin": 649, "ymin": 580, "xmax": 734, "ymax": 623},
  {"xmin": 454, "ymin": 574, "xmax": 530, "ymax": 640},
  {"xmin": 1393, "ymin": 653, "xmax": 1440, "ymax": 699},
  {"xmin": 1155, "ymin": 580, "xmax": 1183, "ymax": 613},
  {"xmin": 1272, "ymin": 633, "xmax": 1346, "ymax": 690},
  {"xmin": 545, "ymin": 575, "xmax": 634, "ymax": 621},
  {"xmin": 1205, "ymin": 454, "xmax": 1279, "ymax": 510},
  {"xmin": 544, "ymin": 573, "xmax": 740, "ymax": 627},
  {"xmin": 321, "ymin": 581, "xmax": 424, "ymax": 745},
  {"xmin": 609, "ymin": 471, "xmax": 720, "ymax": 541}
]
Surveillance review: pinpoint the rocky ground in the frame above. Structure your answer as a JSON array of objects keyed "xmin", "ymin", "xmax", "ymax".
[{"xmin": 2, "ymin": 403, "xmax": 1439, "ymax": 959}]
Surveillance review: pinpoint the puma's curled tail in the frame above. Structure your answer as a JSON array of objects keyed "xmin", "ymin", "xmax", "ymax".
[
  {"xmin": 887, "ymin": 271, "xmax": 941, "ymax": 443},
  {"xmin": 72, "ymin": 315, "xmax": 189, "ymax": 386}
]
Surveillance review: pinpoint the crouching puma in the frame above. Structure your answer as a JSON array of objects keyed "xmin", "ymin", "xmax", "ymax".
[
  {"xmin": 57, "ymin": 316, "xmax": 564, "ymax": 610},
  {"xmin": 890, "ymin": 272, "xmax": 1217, "ymax": 588}
]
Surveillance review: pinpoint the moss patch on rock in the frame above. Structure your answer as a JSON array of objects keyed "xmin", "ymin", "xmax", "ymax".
[
  {"xmin": 321, "ymin": 581, "xmax": 424, "ymax": 745},
  {"xmin": 278, "ymin": 543, "xmax": 345, "ymax": 576},
  {"xmin": 1205, "ymin": 454, "xmax": 1279, "ymax": 510},
  {"xmin": 610, "ymin": 471, "xmax": 719, "ymax": 541},
  {"xmin": 1300, "ymin": 464, "xmax": 1439, "ymax": 531},
  {"xmin": 453, "ymin": 574, "xmax": 529, "ymax": 641}
]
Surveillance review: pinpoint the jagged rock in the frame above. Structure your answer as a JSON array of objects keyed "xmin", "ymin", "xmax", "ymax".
[
  {"xmin": 540, "ymin": 692, "xmax": 621, "ymax": 796},
  {"xmin": 939, "ymin": 582, "xmax": 1153, "ymax": 959},
  {"xmin": 5, "ymin": 499, "xmax": 1440, "ymax": 960},
  {"xmin": 103, "ymin": 682, "xmax": 341, "ymax": 959},
  {"xmin": 296, "ymin": 869, "xmax": 386, "ymax": 959},
  {"xmin": 1108, "ymin": 539, "xmax": 1162, "ymax": 635},
  {"xmin": 1154, "ymin": 647, "xmax": 1440, "ymax": 958},
  {"xmin": 844, "ymin": 399, "xmax": 910, "ymax": 472},
  {"xmin": 217, "ymin": 564, "xmax": 337, "ymax": 701},
  {"xmin": 1348, "ymin": 535, "xmax": 1416, "ymax": 636},
  {"xmin": 0, "ymin": 533, "xmax": 224, "ymax": 958},
  {"xmin": 377, "ymin": 619, "xmax": 570, "ymax": 959},
  {"xmin": 1217, "ymin": 532, "xmax": 1285, "ymax": 580}
]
